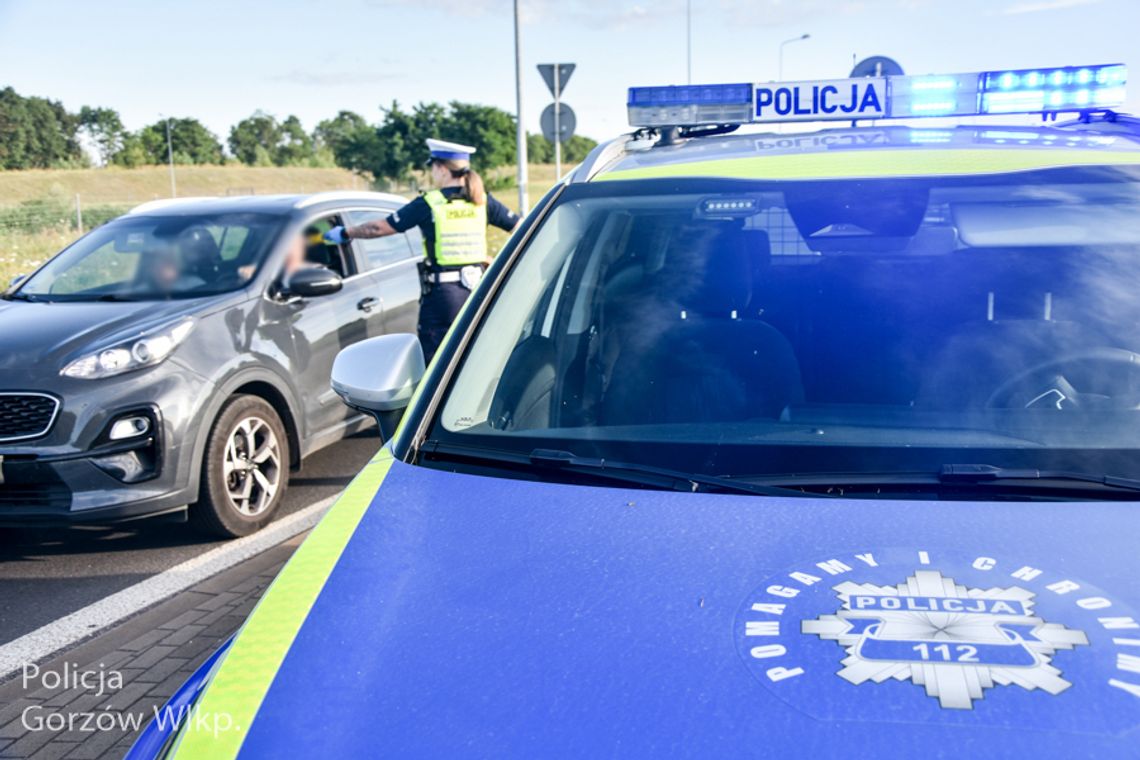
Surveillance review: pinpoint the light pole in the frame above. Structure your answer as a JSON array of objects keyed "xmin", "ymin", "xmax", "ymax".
[
  {"xmin": 513, "ymin": 0, "xmax": 528, "ymax": 215},
  {"xmin": 163, "ymin": 116, "xmax": 177, "ymax": 198},
  {"xmin": 778, "ymin": 33, "xmax": 810, "ymax": 81},
  {"xmin": 686, "ymin": 0, "xmax": 692, "ymax": 84}
]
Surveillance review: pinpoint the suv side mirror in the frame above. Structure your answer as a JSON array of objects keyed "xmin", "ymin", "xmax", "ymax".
[
  {"xmin": 8, "ymin": 274, "xmax": 26, "ymax": 289},
  {"xmin": 286, "ymin": 267, "xmax": 342, "ymax": 298},
  {"xmin": 332, "ymin": 334, "xmax": 425, "ymax": 438}
]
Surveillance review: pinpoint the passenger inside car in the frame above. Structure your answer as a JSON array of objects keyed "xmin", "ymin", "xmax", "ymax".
[{"xmin": 300, "ymin": 222, "xmax": 348, "ymax": 276}]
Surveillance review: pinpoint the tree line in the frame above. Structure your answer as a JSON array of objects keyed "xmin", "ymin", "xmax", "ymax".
[{"xmin": 0, "ymin": 86, "xmax": 598, "ymax": 185}]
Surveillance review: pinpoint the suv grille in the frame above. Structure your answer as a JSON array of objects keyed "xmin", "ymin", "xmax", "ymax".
[{"xmin": 0, "ymin": 394, "xmax": 59, "ymax": 442}]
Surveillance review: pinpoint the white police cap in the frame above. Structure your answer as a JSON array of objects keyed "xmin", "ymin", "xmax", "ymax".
[{"xmin": 426, "ymin": 138, "xmax": 477, "ymax": 161}]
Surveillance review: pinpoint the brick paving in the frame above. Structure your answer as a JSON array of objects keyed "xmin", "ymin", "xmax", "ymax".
[{"xmin": 0, "ymin": 536, "xmax": 302, "ymax": 760}]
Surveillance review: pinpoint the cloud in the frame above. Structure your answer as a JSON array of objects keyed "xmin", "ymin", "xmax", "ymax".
[
  {"xmin": 268, "ymin": 69, "xmax": 399, "ymax": 86},
  {"xmin": 366, "ymin": 0, "xmax": 672, "ymax": 28},
  {"xmin": 997, "ymin": 0, "xmax": 1100, "ymax": 14},
  {"xmin": 716, "ymin": 0, "xmax": 932, "ymax": 27},
  {"xmin": 367, "ymin": 0, "xmax": 937, "ymax": 30},
  {"xmin": 364, "ymin": 0, "xmax": 501, "ymax": 18}
]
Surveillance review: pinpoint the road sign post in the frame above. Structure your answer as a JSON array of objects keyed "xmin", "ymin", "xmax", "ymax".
[
  {"xmin": 554, "ymin": 65, "xmax": 562, "ymax": 177},
  {"xmin": 538, "ymin": 63, "xmax": 576, "ymax": 178}
]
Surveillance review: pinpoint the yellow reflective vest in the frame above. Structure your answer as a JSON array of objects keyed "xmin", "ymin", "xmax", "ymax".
[{"xmin": 424, "ymin": 189, "xmax": 487, "ymax": 267}]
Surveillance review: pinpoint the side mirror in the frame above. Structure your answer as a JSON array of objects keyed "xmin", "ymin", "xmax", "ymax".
[
  {"xmin": 286, "ymin": 267, "xmax": 342, "ymax": 298},
  {"xmin": 8, "ymin": 274, "xmax": 26, "ymax": 289},
  {"xmin": 332, "ymin": 334, "xmax": 425, "ymax": 438}
]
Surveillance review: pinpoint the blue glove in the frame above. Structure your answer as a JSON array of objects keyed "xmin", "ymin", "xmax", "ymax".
[{"xmin": 324, "ymin": 226, "xmax": 348, "ymax": 245}]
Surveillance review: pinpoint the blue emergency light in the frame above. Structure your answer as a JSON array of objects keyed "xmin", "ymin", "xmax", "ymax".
[{"xmin": 627, "ymin": 64, "xmax": 1127, "ymax": 128}]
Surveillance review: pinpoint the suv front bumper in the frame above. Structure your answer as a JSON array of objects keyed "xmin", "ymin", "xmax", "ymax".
[{"xmin": 0, "ymin": 364, "xmax": 212, "ymax": 524}]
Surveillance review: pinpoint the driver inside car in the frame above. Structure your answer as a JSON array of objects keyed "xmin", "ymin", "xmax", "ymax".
[{"xmin": 139, "ymin": 243, "xmax": 205, "ymax": 294}]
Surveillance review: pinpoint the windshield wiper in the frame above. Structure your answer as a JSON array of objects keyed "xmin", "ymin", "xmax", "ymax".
[
  {"xmin": 2, "ymin": 292, "xmax": 39, "ymax": 302},
  {"xmin": 745, "ymin": 463, "xmax": 1140, "ymax": 497},
  {"xmin": 938, "ymin": 463, "xmax": 1140, "ymax": 492},
  {"xmin": 421, "ymin": 441, "xmax": 819, "ymax": 498}
]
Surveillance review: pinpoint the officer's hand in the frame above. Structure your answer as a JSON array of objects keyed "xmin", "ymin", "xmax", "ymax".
[{"xmin": 324, "ymin": 226, "xmax": 348, "ymax": 245}]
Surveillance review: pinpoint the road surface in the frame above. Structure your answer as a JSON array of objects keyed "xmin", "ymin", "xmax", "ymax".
[{"xmin": 0, "ymin": 432, "xmax": 378, "ymax": 646}]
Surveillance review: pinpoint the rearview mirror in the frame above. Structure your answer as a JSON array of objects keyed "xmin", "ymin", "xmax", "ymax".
[
  {"xmin": 332, "ymin": 334, "xmax": 425, "ymax": 438},
  {"xmin": 286, "ymin": 267, "xmax": 342, "ymax": 298}
]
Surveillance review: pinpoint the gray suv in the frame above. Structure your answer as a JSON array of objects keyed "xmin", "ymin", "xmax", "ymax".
[{"xmin": 0, "ymin": 192, "xmax": 423, "ymax": 536}]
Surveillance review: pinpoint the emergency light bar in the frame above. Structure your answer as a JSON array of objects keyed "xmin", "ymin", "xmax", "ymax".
[{"xmin": 627, "ymin": 64, "xmax": 1127, "ymax": 128}]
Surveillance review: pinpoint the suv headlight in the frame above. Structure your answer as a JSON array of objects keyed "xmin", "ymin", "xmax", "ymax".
[{"xmin": 61, "ymin": 318, "xmax": 195, "ymax": 380}]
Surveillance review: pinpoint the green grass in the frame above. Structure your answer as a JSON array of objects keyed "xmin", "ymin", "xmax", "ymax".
[
  {"xmin": 0, "ymin": 165, "xmax": 364, "ymax": 206},
  {"xmin": 0, "ymin": 164, "xmax": 561, "ymax": 283}
]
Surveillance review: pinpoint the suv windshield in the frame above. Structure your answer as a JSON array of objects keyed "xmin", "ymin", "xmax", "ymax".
[
  {"xmin": 433, "ymin": 164, "xmax": 1140, "ymax": 492},
  {"xmin": 14, "ymin": 212, "xmax": 283, "ymax": 301}
]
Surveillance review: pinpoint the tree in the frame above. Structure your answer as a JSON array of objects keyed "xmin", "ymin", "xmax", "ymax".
[
  {"xmin": 371, "ymin": 101, "xmax": 419, "ymax": 182},
  {"xmin": 314, "ymin": 111, "xmax": 368, "ymax": 153},
  {"xmin": 0, "ymin": 87, "xmax": 85, "ymax": 169},
  {"xmin": 276, "ymin": 115, "xmax": 313, "ymax": 166},
  {"xmin": 527, "ymin": 134, "xmax": 598, "ymax": 166},
  {"xmin": 315, "ymin": 110, "xmax": 383, "ymax": 177},
  {"xmin": 135, "ymin": 118, "xmax": 223, "ymax": 165},
  {"xmin": 314, "ymin": 111, "xmax": 374, "ymax": 172},
  {"xmin": 358, "ymin": 100, "xmax": 531, "ymax": 184},
  {"xmin": 230, "ymin": 111, "xmax": 318, "ymax": 166},
  {"xmin": 110, "ymin": 133, "xmax": 148, "ymax": 168},
  {"xmin": 527, "ymin": 133, "xmax": 552, "ymax": 163},
  {"xmin": 442, "ymin": 101, "xmax": 517, "ymax": 170},
  {"xmin": 78, "ymin": 106, "xmax": 126, "ymax": 166},
  {"xmin": 228, "ymin": 111, "xmax": 280, "ymax": 166}
]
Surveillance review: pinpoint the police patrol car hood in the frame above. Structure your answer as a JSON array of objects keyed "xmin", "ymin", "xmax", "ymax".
[{"xmin": 226, "ymin": 459, "xmax": 1140, "ymax": 757}]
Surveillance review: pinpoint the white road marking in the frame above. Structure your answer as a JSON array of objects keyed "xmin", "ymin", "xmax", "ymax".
[{"xmin": 0, "ymin": 494, "xmax": 337, "ymax": 681}]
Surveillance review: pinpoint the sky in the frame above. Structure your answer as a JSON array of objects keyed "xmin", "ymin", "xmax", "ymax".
[{"xmin": 1, "ymin": 0, "xmax": 1139, "ymax": 148}]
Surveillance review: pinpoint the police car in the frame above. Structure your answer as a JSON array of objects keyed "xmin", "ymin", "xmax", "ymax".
[{"xmin": 132, "ymin": 64, "xmax": 1140, "ymax": 758}]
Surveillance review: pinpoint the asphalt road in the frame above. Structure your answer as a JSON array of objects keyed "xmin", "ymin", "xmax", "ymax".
[{"xmin": 0, "ymin": 431, "xmax": 379, "ymax": 646}]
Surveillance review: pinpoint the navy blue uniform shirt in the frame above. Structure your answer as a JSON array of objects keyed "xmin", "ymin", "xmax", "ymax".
[{"xmin": 386, "ymin": 186, "xmax": 520, "ymax": 270}]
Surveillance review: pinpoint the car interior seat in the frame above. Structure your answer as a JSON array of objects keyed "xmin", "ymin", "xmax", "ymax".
[
  {"xmin": 916, "ymin": 295, "xmax": 1113, "ymax": 409},
  {"xmin": 179, "ymin": 227, "xmax": 223, "ymax": 283},
  {"xmin": 600, "ymin": 223, "xmax": 804, "ymax": 426},
  {"xmin": 487, "ymin": 335, "xmax": 558, "ymax": 431}
]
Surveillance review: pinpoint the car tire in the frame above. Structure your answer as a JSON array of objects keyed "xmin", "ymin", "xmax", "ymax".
[{"xmin": 190, "ymin": 394, "xmax": 290, "ymax": 538}]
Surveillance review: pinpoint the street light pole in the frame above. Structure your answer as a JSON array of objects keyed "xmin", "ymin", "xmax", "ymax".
[
  {"xmin": 686, "ymin": 0, "xmax": 692, "ymax": 84},
  {"xmin": 513, "ymin": 0, "xmax": 529, "ymax": 215},
  {"xmin": 163, "ymin": 117, "xmax": 177, "ymax": 198},
  {"xmin": 778, "ymin": 33, "xmax": 811, "ymax": 81}
]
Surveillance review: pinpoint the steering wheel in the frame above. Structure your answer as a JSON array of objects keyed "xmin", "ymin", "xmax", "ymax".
[{"xmin": 986, "ymin": 347, "xmax": 1140, "ymax": 410}]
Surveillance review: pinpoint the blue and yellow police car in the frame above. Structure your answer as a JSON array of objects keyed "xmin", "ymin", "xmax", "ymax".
[{"xmin": 132, "ymin": 63, "xmax": 1140, "ymax": 758}]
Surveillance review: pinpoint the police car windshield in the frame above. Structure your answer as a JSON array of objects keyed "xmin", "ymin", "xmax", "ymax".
[
  {"xmin": 435, "ymin": 164, "xmax": 1140, "ymax": 485},
  {"xmin": 15, "ymin": 212, "xmax": 283, "ymax": 301}
]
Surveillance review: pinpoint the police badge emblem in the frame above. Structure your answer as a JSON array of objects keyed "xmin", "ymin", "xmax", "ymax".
[
  {"xmin": 802, "ymin": 569, "xmax": 1089, "ymax": 709},
  {"xmin": 734, "ymin": 549, "xmax": 1140, "ymax": 733}
]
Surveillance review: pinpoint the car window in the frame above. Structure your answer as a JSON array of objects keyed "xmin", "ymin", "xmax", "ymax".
[
  {"xmin": 345, "ymin": 209, "xmax": 417, "ymax": 271},
  {"xmin": 45, "ymin": 238, "xmax": 142, "ymax": 294},
  {"xmin": 433, "ymin": 165, "xmax": 1140, "ymax": 488},
  {"xmin": 214, "ymin": 226, "xmax": 250, "ymax": 261},
  {"xmin": 293, "ymin": 216, "xmax": 351, "ymax": 278},
  {"xmin": 17, "ymin": 212, "xmax": 285, "ymax": 301}
]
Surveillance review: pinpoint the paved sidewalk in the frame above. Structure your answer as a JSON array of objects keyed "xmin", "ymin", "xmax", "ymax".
[{"xmin": 0, "ymin": 535, "xmax": 302, "ymax": 760}]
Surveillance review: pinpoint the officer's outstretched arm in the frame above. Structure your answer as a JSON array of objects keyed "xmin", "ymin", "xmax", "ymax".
[{"xmin": 345, "ymin": 218, "xmax": 397, "ymax": 240}]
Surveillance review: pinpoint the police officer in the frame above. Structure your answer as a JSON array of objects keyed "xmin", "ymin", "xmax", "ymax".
[{"xmin": 324, "ymin": 138, "xmax": 520, "ymax": 363}]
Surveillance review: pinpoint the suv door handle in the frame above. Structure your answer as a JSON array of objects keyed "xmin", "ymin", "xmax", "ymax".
[{"xmin": 357, "ymin": 297, "xmax": 380, "ymax": 313}]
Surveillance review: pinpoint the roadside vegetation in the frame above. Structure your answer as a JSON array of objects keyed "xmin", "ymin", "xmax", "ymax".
[
  {"xmin": 0, "ymin": 84, "xmax": 584, "ymax": 283},
  {"xmin": 0, "ymin": 164, "xmax": 559, "ymax": 283}
]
